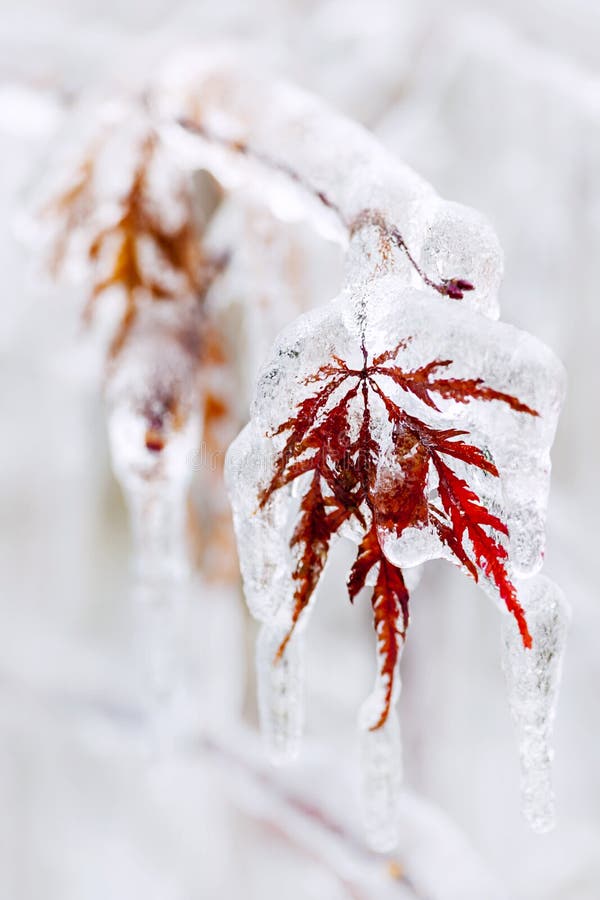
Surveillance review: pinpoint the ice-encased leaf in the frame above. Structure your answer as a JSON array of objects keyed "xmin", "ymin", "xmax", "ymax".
[
  {"xmin": 227, "ymin": 264, "xmax": 564, "ymax": 848},
  {"xmin": 254, "ymin": 278, "xmax": 564, "ymax": 579}
]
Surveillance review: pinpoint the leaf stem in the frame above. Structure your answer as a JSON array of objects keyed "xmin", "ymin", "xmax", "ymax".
[{"xmin": 176, "ymin": 117, "xmax": 474, "ymax": 299}]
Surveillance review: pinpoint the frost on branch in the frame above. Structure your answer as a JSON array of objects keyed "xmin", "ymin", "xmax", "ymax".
[{"xmin": 154, "ymin": 49, "xmax": 501, "ymax": 316}]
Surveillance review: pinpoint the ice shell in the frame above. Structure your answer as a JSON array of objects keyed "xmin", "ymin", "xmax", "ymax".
[
  {"xmin": 225, "ymin": 422, "xmax": 294, "ymax": 623},
  {"xmin": 251, "ymin": 279, "xmax": 564, "ymax": 586},
  {"xmin": 419, "ymin": 198, "xmax": 504, "ymax": 318}
]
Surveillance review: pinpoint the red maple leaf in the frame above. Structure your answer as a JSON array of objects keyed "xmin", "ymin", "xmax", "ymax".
[
  {"xmin": 45, "ymin": 131, "xmax": 226, "ymax": 358},
  {"xmin": 259, "ymin": 341, "xmax": 537, "ymax": 729}
]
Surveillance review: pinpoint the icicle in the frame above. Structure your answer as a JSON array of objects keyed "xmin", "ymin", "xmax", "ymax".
[
  {"xmin": 501, "ymin": 575, "xmax": 570, "ymax": 833},
  {"xmin": 256, "ymin": 620, "xmax": 305, "ymax": 764},
  {"xmin": 125, "ymin": 482, "xmax": 189, "ymax": 711},
  {"xmin": 359, "ymin": 656, "xmax": 403, "ymax": 852},
  {"xmin": 106, "ymin": 347, "xmax": 200, "ymax": 727},
  {"xmin": 225, "ymin": 423, "xmax": 311, "ymax": 763}
]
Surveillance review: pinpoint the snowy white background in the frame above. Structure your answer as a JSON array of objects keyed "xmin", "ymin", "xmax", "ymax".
[{"xmin": 0, "ymin": 1, "xmax": 599, "ymax": 898}]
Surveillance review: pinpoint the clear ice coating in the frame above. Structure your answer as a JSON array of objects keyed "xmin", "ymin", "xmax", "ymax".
[
  {"xmin": 502, "ymin": 575, "xmax": 570, "ymax": 833},
  {"xmin": 195, "ymin": 53, "xmax": 568, "ymax": 849}
]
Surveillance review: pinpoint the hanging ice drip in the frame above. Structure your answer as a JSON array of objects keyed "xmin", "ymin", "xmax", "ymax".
[
  {"xmin": 106, "ymin": 320, "xmax": 201, "ymax": 722},
  {"xmin": 502, "ymin": 575, "xmax": 570, "ymax": 834}
]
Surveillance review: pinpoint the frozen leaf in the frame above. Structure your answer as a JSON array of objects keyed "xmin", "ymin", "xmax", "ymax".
[
  {"xmin": 253, "ymin": 285, "xmax": 560, "ymax": 728},
  {"xmin": 228, "ymin": 268, "xmax": 565, "ymax": 846},
  {"xmin": 37, "ymin": 101, "xmax": 225, "ymax": 357}
]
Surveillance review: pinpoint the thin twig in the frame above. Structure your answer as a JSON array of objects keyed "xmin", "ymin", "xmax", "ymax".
[{"xmin": 176, "ymin": 117, "xmax": 474, "ymax": 300}]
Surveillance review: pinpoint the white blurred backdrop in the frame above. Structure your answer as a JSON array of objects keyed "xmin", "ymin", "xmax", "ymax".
[{"xmin": 0, "ymin": 1, "xmax": 598, "ymax": 899}]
